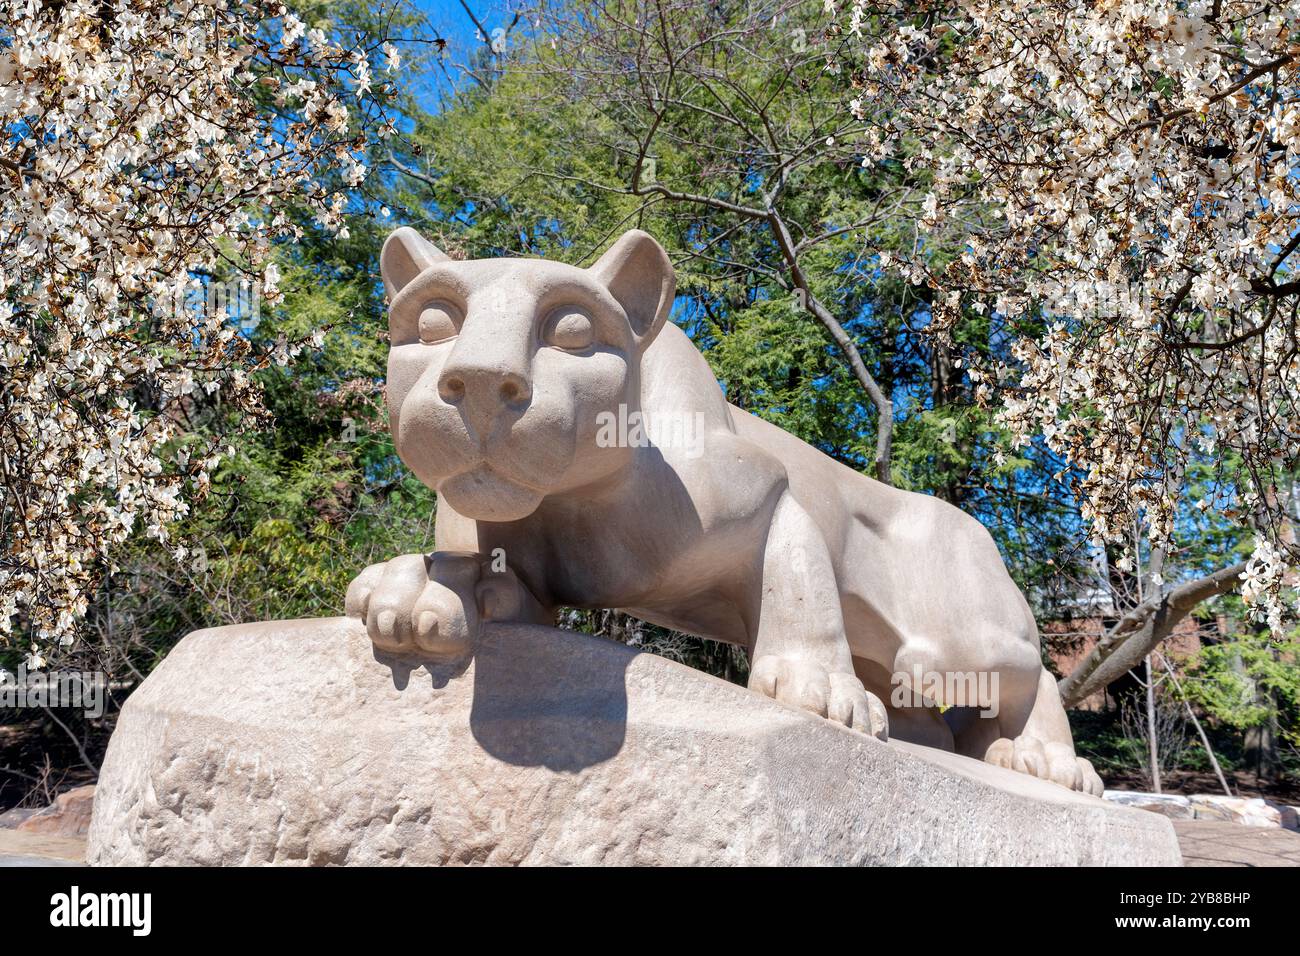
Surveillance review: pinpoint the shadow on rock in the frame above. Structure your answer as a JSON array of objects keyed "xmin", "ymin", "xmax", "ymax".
[{"xmin": 468, "ymin": 624, "xmax": 633, "ymax": 771}]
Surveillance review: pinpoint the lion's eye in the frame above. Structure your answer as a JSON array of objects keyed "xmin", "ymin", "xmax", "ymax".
[
  {"xmin": 418, "ymin": 302, "xmax": 460, "ymax": 344},
  {"xmin": 543, "ymin": 309, "xmax": 594, "ymax": 351}
]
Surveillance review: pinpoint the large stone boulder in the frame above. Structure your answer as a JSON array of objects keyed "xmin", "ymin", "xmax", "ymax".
[{"xmin": 89, "ymin": 617, "xmax": 1181, "ymax": 866}]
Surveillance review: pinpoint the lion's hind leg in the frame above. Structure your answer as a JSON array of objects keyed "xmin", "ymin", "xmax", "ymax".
[
  {"xmin": 965, "ymin": 667, "xmax": 1104, "ymax": 796},
  {"xmin": 885, "ymin": 628, "xmax": 1103, "ymax": 796}
]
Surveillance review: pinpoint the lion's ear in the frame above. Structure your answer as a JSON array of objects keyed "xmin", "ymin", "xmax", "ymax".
[
  {"xmin": 381, "ymin": 227, "xmax": 448, "ymax": 299},
  {"xmin": 588, "ymin": 230, "xmax": 675, "ymax": 347}
]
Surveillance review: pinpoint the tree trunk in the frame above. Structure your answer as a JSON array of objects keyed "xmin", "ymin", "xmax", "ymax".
[
  {"xmin": 1145, "ymin": 655, "xmax": 1161, "ymax": 793},
  {"xmin": 929, "ymin": 336, "xmax": 964, "ymax": 504},
  {"xmin": 1058, "ymin": 561, "xmax": 1246, "ymax": 707},
  {"xmin": 1244, "ymin": 657, "xmax": 1281, "ymax": 784},
  {"xmin": 1159, "ymin": 652, "xmax": 1233, "ymax": 796}
]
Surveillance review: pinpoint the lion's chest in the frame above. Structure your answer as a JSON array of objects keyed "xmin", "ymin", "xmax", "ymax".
[{"xmin": 493, "ymin": 461, "xmax": 776, "ymax": 642}]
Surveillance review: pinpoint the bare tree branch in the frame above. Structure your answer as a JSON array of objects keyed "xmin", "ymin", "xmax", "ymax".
[{"xmin": 1059, "ymin": 561, "xmax": 1247, "ymax": 707}]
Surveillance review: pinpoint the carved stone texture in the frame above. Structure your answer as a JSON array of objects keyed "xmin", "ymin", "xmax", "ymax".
[
  {"xmin": 345, "ymin": 227, "xmax": 1102, "ymax": 794},
  {"xmin": 89, "ymin": 618, "xmax": 1180, "ymax": 866}
]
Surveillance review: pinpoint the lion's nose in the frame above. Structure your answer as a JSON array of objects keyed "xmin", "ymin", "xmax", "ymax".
[
  {"xmin": 437, "ymin": 360, "xmax": 532, "ymax": 437},
  {"xmin": 438, "ymin": 364, "xmax": 531, "ymax": 406}
]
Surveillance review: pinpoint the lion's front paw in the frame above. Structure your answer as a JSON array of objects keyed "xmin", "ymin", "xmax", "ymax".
[
  {"xmin": 984, "ymin": 735, "xmax": 1103, "ymax": 796},
  {"xmin": 345, "ymin": 552, "xmax": 482, "ymax": 659},
  {"xmin": 749, "ymin": 656, "xmax": 888, "ymax": 741}
]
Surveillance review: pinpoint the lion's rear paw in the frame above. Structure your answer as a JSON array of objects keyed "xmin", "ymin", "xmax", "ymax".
[
  {"xmin": 985, "ymin": 736, "xmax": 1103, "ymax": 796},
  {"xmin": 749, "ymin": 656, "xmax": 888, "ymax": 741}
]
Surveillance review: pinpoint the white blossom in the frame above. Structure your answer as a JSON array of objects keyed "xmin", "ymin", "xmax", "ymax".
[
  {"xmin": 851, "ymin": 0, "xmax": 1300, "ymax": 625},
  {"xmin": 383, "ymin": 42, "xmax": 401, "ymax": 73},
  {"xmin": 0, "ymin": 1, "xmax": 402, "ymax": 648}
]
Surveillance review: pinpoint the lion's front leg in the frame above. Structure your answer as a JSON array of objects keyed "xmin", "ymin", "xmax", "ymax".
[
  {"xmin": 747, "ymin": 493, "xmax": 889, "ymax": 740},
  {"xmin": 345, "ymin": 551, "xmax": 548, "ymax": 659}
]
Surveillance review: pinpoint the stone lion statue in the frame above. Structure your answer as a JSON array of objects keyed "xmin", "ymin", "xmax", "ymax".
[{"xmin": 346, "ymin": 226, "xmax": 1103, "ymax": 795}]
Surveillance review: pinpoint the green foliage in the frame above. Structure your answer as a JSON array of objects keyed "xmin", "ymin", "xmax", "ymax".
[
  {"xmin": 1069, "ymin": 710, "xmax": 1157, "ymax": 778},
  {"xmin": 1185, "ymin": 627, "xmax": 1300, "ymax": 747},
  {"xmin": 705, "ymin": 298, "xmax": 871, "ymax": 465}
]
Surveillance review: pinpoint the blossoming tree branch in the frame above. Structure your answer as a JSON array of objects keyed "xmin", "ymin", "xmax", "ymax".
[
  {"xmin": 0, "ymin": 1, "xmax": 407, "ymax": 659},
  {"xmin": 845, "ymin": 0, "xmax": 1300, "ymax": 702}
]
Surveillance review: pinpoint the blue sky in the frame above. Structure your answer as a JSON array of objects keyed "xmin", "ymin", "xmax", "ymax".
[
  {"xmin": 406, "ymin": 1, "xmax": 524, "ymax": 107},
  {"xmin": 414, "ymin": 2, "xmax": 518, "ymax": 54},
  {"xmin": 415, "ymin": 0, "xmax": 501, "ymax": 47}
]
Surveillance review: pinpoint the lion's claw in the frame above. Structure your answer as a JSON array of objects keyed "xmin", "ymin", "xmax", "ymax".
[
  {"xmin": 345, "ymin": 552, "xmax": 482, "ymax": 659},
  {"xmin": 985, "ymin": 735, "xmax": 1104, "ymax": 795},
  {"xmin": 749, "ymin": 655, "xmax": 889, "ymax": 740}
]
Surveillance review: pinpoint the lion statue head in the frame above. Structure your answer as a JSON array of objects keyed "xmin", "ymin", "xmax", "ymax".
[{"xmin": 381, "ymin": 227, "xmax": 676, "ymax": 522}]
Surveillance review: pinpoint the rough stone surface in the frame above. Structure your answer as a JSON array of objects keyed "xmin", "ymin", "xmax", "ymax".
[
  {"xmin": 17, "ymin": 784, "xmax": 96, "ymax": 838},
  {"xmin": 90, "ymin": 617, "xmax": 1181, "ymax": 866},
  {"xmin": 0, "ymin": 807, "xmax": 38, "ymax": 829},
  {"xmin": 1107, "ymin": 791, "xmax": 1300, "ymax": 829}
]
